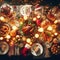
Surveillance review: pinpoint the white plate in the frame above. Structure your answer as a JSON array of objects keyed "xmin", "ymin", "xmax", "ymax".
[
  {"xmin": 20, "ymin": 5, "xmax": 32, "ymax": 16},
  {"xmin": 0, "ymin": 42, "xmax": 9, "ymax": 55},
  {"xmin": 31, "ymin": 43, "xmax": 43, "ymax": 56},
  {"xmin": 0, "ymin": 22, "xmax": 11, "ymax": 36},
  {"xmin": 0, "ymin": 3, "xmax": 13, "ymax": 13}
]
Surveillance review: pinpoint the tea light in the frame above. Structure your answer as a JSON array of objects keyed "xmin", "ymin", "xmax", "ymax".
[
  {"xmin": 47, "ymin": 26, "xmax": 53, "ymax": 31},
  {"xmin": 16, "ymin": 35, "xmax": 20, "ymax": 38},
  {"xmin": 26, "ymin": 38, "xmax": 31, "ymax": 43},
  {"xmin": 12, "ymin": 26, "xmax": 18, "ymax": 30},
  {"xmin": 38, "ymin": 27, "xmax": 44, "ymax": 32},
  {"xmin": 20, "ymin": 21, "xmax": 23, "ymax": 25},
  {"xmin": 0, "ymin": 37, "xmax": 3, "ymax": 40},
  {"xmin": 54, "ymin": 20, "xmax": 58, "ymax": 24},
  {"xmin": 22, "ymin": 36, "xmax": 26, "ymax": 41},
  {"xmin": 35, "ymin": 34, "xmax": 39, "ymax": 38},
  {"xmin": 54, "ymin": 32, "xmax": 58, "ymax": 36},
  {"xmin": 0, "ymin": 16, "xmax": 5, "ymax": 22},
  {"xmin": 33, "ymin": 17, "xmax": 36, "ymax": 21},
  {"xmin": 37, "ymin": 15, "xmax": 40, "ymax": 18},
  {"xmin": 24, "ymin": 16, "xmax": 28, "ymax": 20},
  {"xmin": 6, "ymin": 35, "xmax": 11, "ymax": 39}
]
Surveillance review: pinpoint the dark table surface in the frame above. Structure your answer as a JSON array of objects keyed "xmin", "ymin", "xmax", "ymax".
[{"xmin": 0, "ymin": 54, "xmax": 60, "ymax": 60}]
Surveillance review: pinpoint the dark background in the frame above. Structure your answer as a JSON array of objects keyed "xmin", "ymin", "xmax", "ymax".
[
  {"xmin": 0, "ymin": 54, "xmax": 60, "ymax": 60},
  {"xmin": 4, "ymin": 0, "xmax": 60, "ymax": 6}
]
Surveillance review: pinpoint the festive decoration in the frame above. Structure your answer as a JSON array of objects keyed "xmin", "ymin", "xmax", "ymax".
[
  {"xmin": 35, "ymin": 4, "xmax": 41, "ymax": 11},
  {"xmin": 0, "ymin": 3, "xmax": 60, "ymax": 58},
  {"xmin": 51, "ymin": 44, "xmax": 60, "ymax": 54},
  {"xmin": 21, "ymin": 44, "xmax": 31, "ymax": 56},
  {"xmin": 36, "ymin": 19, "xmax": 41, "ymax": 26}
]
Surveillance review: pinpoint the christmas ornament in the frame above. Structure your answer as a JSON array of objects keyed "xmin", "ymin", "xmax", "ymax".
[
  {"xmin": 35, "ymin": 4, "xmax": 41, "ymax": 11},
  {"xmin": 21, "ymin": 44, "xmax": 31, "ymax": 56},
  {"xmin": 36, "ymin": 19, "xmax": 41, "ymax": 26}
]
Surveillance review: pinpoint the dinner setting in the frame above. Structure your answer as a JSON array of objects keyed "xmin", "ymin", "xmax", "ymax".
[{"xmin": 0, "ymin": 0, "xmax": 60, "ymax": 59}]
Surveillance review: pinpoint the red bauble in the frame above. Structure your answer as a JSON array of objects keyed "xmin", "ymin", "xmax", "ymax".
[{"xmin": 36, "ymin": 19, "xmax": 41, "ymax": 26}]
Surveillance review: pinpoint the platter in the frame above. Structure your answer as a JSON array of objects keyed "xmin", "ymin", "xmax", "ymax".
[
  {"xmin": 31, "ymin": 43, "xmax": 43, "ymax": 56},
  {"xmin": 0, "ymin": 41, "xmax": 9, "ymax": 55}
]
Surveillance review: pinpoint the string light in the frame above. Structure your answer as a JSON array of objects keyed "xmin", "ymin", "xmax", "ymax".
[
  {"xmin": 0, "ymin": 37, "xmax": 3, "ymax": 40},
  {"xmin": 22, "ymin": 36, "xmax": 26, "ymax": 41},
  {"xmin": 0, "ymin": 16, "xmax": 5, "ymax": 21},
  {"xmin": 26, "ymin": 38, "xmax": 31, "ymax": 43},
  {"xmin": 10, "ymin": 41, "xmax": 14, "ymax": 46},
  {"xmin": 54, "ymin": 32, "xmax": 58, "ymax": 36},
  {"xmin": 16, "ymin": 35, "xmax": 19, "ymax": 38},
  {"xmin": 20, "ymin": 21, "xmax": 23, "ymax": 24},
  {"xmin": 6, "ymin": 39, "xmax": 9, "ymax": 42},
  {"xmin": 47, "ymin": 26, "xmax": 53, "ymax": 31},
  {"xmin": 38, "ymin": 27, "xmax": 44, "ymax": 32},
  {"xmin": 37, "ymin": 15, "xmax": 40, "ymax": 18},
  {"xmin": 6, "ymin": 35, "xmax": 11, "ymax": 39},
  {"xmin": 30, "ymin": 42, "xmax": 32, "ymax": 45},
  {"xmin": 24, "ymin": 16, "xmax": 28, "ymax": 20},
  {"xmin": 35, "ymin": 34, "xmax": 39, "ymax": 38},
  {"xmin": 12, "ymin": 26, "xmax": 18, "ymax": 30},
  {"xmin": 54, "ymin": 20, "xmax": 58, "ymax": 24},
  {"xmin": 33, "ymin": 17, "xmax": 36, "ymax": 21}
]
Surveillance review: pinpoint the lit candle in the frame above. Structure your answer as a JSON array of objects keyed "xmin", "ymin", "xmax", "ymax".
[
  {"xmin": 54, "ymin": 32, "xmax": 58, "ymax": 36},
  {"xmin": 35, "ymin": 34, "xmax": 39, "ymax": 38},
  {"xmin": 47, "ymin": 26, "xmax": 53, "ymax": 31},
  {"xmin": 0, "ymin": 37, "xmax": 3, "ymax": 40},
  {"xmin": 37, "ymin": 15, "xmax": 40, "ymax": 18},
  {"xmin": 6, "ymin": 35, "xmax": 11, "ymax": 39},
  {"xmin": 24, "ymin": 16, "xmax": 28, "ymax": 20},
  {"xmin": 26, "ymin": 38, "xmax": 31, "ymax": 43},
  {"xmin": 12, "ymin": 26, "xmax": 18, "ymax": 30},
  {"xmin": 38, "ymin": 27, "xmax": 44, "ymax": 32},
  {"xmin": 0, "ymin": 16, "xmax": 5, "ymax": 22},
  {"xmin": 33, "ymin": 17, "xmax": 36, "ymax": 21}
]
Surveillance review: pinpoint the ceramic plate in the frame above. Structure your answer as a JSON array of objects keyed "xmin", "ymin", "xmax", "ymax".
[
  {"xmin": 0, "ymin": 41, "xmax": 9, "ymax": 55},
  {"xmin": 31, "ymin": 43, "xmax": 43, "ymax": 56}
]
